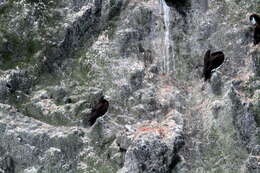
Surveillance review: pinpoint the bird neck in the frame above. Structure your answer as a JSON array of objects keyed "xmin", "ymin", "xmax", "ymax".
[{"xmin": 251, "ymin": 17, "xmax": 256, "ymax": 25}]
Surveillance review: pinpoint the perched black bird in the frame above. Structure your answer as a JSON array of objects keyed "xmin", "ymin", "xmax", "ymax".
[
  {"xmin": 203, "ymin": 50, "xmax": 225, "ymax": 81},
  {"xmin": 249, "ymin": 13, "xmax": 260, "ymax": 45},
  {"xmin": 83, "ymin": 96, "xmax": 109, "ymax": 127},
  {"xmin": 164, "ymin": 0, "xmax": 187, "ymax": 7},
  {"xmin": 164, "ymin": 0, "xmax": 175, "ymax": 6}
]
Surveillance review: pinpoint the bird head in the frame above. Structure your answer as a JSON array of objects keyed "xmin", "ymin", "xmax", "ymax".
[
  {"xmin": 249, "ymin": 14, "xmax": 258, "ymax": 25},
  {"xmin": 99, "ymin": 96, "xmax": 105, "ymax": 101},
  {"xmin": 99, "ymin": 95, "xmax": 109, "ymax": 102}
]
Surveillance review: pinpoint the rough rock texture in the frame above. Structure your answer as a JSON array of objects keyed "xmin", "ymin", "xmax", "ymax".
[
  {"xmin": 0, "ymin": 104, "xmax": 84, "ymax": 173},
  {"xmin": 0, "ymin": 0, "xmax": 259, "ymax": 172},
  {"xmin": 117, "ymin": 111, "xmax": 184, "ymax": 173}
]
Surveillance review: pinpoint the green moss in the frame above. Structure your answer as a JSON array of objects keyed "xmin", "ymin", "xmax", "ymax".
[
  {"xmin": 107, "ymin": 18, "xmax": 119, "ymax": 40},
  {"xmin": 253, "ymin": 95, "xmax": 260, "ymax": 127},
  {"xmin": 0, "ymin": 0, "xmax": 64, "ymax": 71},
  {"xmin": 70, "ymin": 47, "xmax": 114, "ymax": 90},
  {"xmin": 79, "ymin": 156, "xmax": 117, "ymax": 173},
  {"xmin": 241, "ymin": 77, "xmax": 260, "ymax": 98},
  {"xmin": 23, "ymin": 102, "xmax": 74, "ymax": 126},
  {"xmin": 195, "ymin": 113, "xmax": 249, "ymax": 173},
  {"xmin": 253, "ymin": 107, "xmax": 260, "ymax": 127},
  {"xmin": 0, "ymin": 30, "xmax": 44, "ymax": 70},
  {"xmin": 256, "ymin": 0, "xmax": 260, "ymax": 12},
  {"xmin": 0, "ymin": 2, "xmax": 13, "ymax": 15}
]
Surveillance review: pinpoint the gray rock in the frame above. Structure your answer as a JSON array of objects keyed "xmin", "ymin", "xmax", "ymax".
[
  {"xmin": 210, "ymin": 71, "xmax": 222, "ymax": 95},
  {"xmin": 88, "ymin": 115, "xmax": 120, "ymax": 150},
  {"xmin": 251, "ymin": 47, "xmax": 260, "ymax": 77},
  {"xmin": 0, "ymin": 156, "xmax": 15, "ymax": 173},
  {"xmin": 246, "ymin": 145, "xmax": 260, "ymax": 173},
  {"xmin": 0, "ymin": 81, "xmax": 9, "ymax": 103},
  {"xmin": 0, "ymin": 70, "xmax": 32, "ymax": 103},
  {"xmin": 0, "ymin": 109, "xmax": 84, "ymax": 173},
  {"xmin": 0, "ymin": 0, "xmax": 259, "ymax": 172},
  {"xmin": 129, "ymin": 69, "xmax": 144, "ymax": 92},
  {"xmin": 229, "ymin": 85, "xmax": 258, "ymax": 151},
  {"xmin": 118, "ymin": 114, "xmax": 184, "ymax": 173}
]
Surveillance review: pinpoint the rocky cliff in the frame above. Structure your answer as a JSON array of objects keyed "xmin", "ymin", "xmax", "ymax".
[{"xmin": 0, "ymin": 0, "xmax": 259, "ymax": 172}]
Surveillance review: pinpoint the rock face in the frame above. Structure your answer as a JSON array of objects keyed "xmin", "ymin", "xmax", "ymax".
[
  {"xmin": 117, "ymin": 111, "xmax": 184, "ymax": 173},
  {"xmin": 0, "ymin": 0, "xmax": 259, "ymax": 173},
  {"xmin": 0, "ymin": 105, "xmax": 84, "ymax": 173}
]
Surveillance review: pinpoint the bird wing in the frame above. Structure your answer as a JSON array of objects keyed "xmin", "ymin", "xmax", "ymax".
[
  {"xmin": 203, "ymin": 50, "xmax": 211, "ymax": 74},
  {"xmin": 254, "ymin": 14, "xmax": 260, "ymax": 24},
  {"xmin": 91, "ymin": 102, "xmax": 103, "ymax": 112},
  {"xmin": 204, "ymin": 50, "xmax": 211, "ymax": 66},
  {"xmin": 211, "ymin": 52, "xmax": 224, "ymax": 67},
  {"xmin": 206, "ymin": 56, "xmax": 224, "ymax": 72},
  {"xmin": 210, "ymin": 51, "xmax": 224, "ymax": 57}
]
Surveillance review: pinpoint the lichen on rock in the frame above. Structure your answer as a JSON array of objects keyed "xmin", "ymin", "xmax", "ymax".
[{"xmin": 0, "ymin": 0, "xmax": 260, "ymax": 172}]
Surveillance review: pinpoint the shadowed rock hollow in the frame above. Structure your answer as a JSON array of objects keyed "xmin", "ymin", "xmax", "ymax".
[{"xmin": 0, "ymin": 0, "xmax": 259, "ymax": 172}]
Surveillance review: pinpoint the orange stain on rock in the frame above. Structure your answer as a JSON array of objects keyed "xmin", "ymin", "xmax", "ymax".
[{"xmin": 134, "ymin": 126, "xmax": 168, "ymax": 138}]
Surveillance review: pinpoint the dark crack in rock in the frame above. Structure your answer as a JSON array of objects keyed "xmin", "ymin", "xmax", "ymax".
[{"xmin": 0, "ymin": 0, "xmax": 259, "ymax": 172}]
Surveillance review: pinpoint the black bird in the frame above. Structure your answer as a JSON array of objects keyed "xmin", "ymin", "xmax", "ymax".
[
  {"xmin": 164, "ymin": 0, "xmax": 187, "ymax": 7},
  {"xmin": 249, "ymin": 13, "xmax": 260, "ymax": 45},
  {"xmin": 203, "ymin": 50, "xmax": 225, "ymax": 81},
  {"xmin": 164, "ymin": 0, "xmax": 175, "ymax": 6},
  {"xmin": 83, "ymin": 96, "xmax": 109, "ymax": 126}
]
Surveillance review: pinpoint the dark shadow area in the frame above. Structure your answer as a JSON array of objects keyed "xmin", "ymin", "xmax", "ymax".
[
  {"xmin": 0, "ymin": 156, "xmax": 15, "ymax": 173},
  {"xmin": 169, "ymin": 154, "xmax": 182, "ymax": 170}
]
